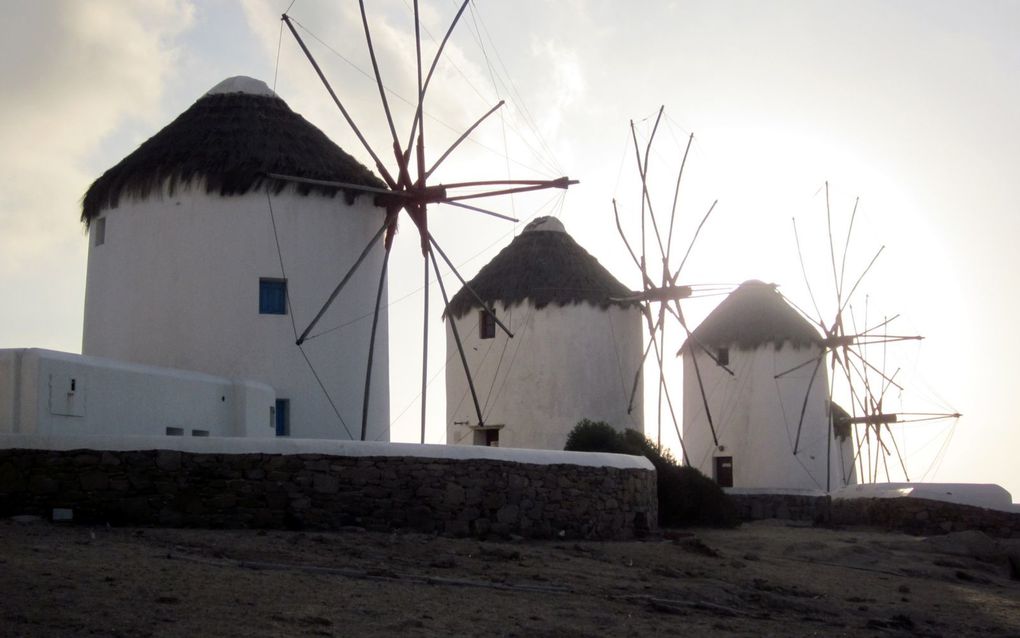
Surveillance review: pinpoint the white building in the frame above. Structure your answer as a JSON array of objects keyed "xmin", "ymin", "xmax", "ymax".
[
  {"xmin": 682, "ymin": 280, "xmax": 856, "ymax": 491},
  {"xmin": 0, "ymin": 348, "xmax": 275, "ymax": 438},
  {"xmin": 445, "ymin": 217, "xmax": 644, "ymax": 450},
  {"xmin": 79, "ymin": 76, "xmax": 389, "ymax": 441}
]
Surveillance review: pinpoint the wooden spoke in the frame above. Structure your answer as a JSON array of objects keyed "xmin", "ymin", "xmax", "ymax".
[
  {"xmin": 296, "ymin": 219, "xmax": 389, "ymax": 345},
  {"xmin": 361, "ymin": 244, "xmax": 391, "ymax": 441},
  {"xmin": 430, "ymin": 247, "xmax": 484, "ymax": 426},
  {"xmin": 426, "ymin": 101, "xmax": 506, "ymax": 179},
  {"xmin": 282, "ymin": 15, "xmax": 397, "ymax": 189}
]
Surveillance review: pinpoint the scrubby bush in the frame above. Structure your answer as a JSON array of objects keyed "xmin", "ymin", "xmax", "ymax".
[
  {"xmin": 564, "ymin": 420, "xmax": 738, "ymax": 528},
  {"xmin": 564, "ymin": 419, "xmax": 629, "ymax": 454}
]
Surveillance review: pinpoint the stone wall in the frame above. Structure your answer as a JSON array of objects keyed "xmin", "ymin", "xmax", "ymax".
[
  {"xmin": 830, "ymin": 497, "xmax": 1020, "ymax": 539},
  {"xmin": 0, "ymin": 448, "xmax": 657, "ymax": 539},
  {"xmin": 728, "ymin": 492, "xmax": 1020, "ymax": 539},
  {"xmin": 728, "ymin": 492, "xmax": 831, "ymax": 523}
]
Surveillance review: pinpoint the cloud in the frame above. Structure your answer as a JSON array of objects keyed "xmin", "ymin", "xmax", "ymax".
[{"xmin": 0, "ymin": 0, "xmax": 194, "ymax": 348}]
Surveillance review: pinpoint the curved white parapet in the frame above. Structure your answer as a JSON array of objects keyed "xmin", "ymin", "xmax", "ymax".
[
  {"xmin": 0, "ymin": 433, "xmax": 654, "ymax": 471},
  {"xmin": 833, "ymin": 482, "xmax": 1016, "ymax": 513}
]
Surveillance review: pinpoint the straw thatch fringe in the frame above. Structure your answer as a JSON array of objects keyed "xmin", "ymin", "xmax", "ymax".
[
  {"xmin": 446, "ymin": 229, "xmax": 637, "ymax": 319},
  {"xmin": 689, "ymin": 280, "xmax": 822, "ymax": 350},
  {"xmin": 81, "ymin": 92, "xmax": 385, "ymax": 225}
]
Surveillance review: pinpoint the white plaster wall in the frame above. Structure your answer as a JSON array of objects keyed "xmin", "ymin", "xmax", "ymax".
[
  {"xmin": 446, "ymin": 302, "xmax": 644, "ymax": 450},
  {"xmin": 683, "ymin": 343, "xmax": 856, "ymax": 491},
  {"xmin": 82, "ymin": 187, "xmax": 389, "ymax": 441},
  {"xmin": 0, "ymin": 348, "xmax": 275, "ymax": 438}
]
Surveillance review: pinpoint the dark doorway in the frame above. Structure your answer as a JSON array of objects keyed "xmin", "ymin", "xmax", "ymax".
[
  {"xmin": 275, "ymin": 399, "xmax": 290, "ymax": 436},
  {"xmin": 714, "ymin": 456, "xmax": 733, "ymax": 487}
]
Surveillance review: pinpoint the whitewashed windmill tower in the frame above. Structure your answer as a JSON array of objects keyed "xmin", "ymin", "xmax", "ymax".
[
  {"xmin": 445, "ymin": 217, "xmax": 644, "ymax": 449},
  {"xmin": 80, "ymin": 76, "xmax": 390, "ymax": 441},
  {"xmin": 681, "ymin": 280, "xmax": 856, "ymax": 490}
]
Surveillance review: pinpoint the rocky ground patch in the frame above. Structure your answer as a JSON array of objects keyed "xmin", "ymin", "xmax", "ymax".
[{"xmin": 1, "ymin": 517, "xmax": 1018, "ymax": 636}]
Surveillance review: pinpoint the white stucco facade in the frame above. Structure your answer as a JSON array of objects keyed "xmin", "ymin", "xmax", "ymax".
[
  {"xmin": 446, "ymin": 301, "xmax": 644, "ymax": 450},
  {"xmin": 683, "ymin": 342, "xmax": 856, "ymax": 491},
  {"xmin": 0, "ymin": 348, "xmax": 275, "ymax": 438},
  {"xmin": 82, "ymin": 186, "xmax": 389, "ymax": 441}
]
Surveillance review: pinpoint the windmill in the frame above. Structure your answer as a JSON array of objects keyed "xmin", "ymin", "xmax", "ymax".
[
  {"xmin": 776, "ymin": 182, "xmax": 962, "ymax": 489},
  {"xmin": 268, "ymin": 2, "xmax": 577, "ymax": 441},
  {"xmin": 611, "ymin": 106, "xmax": 728, "ymax": 462}
]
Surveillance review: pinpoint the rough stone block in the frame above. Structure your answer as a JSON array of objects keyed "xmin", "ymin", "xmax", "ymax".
[
  {"xmin": 79, "ymin": 471, "xmax": 109, "ymax": 492},
  {"xmin": 73, "ymin": 454, "xmax": 100, "ymax": 466},
  {"xmin": 313, "ymin": 473, "xmax": 339, "ymax": 494},
  {"xmin": 406, "ymin": 505, "xmax": 435, "ymax": 532},
  {"xmin": 444, "ymin": 519, "xmax": 470, "ymax": 537},
  {"xmin": 28, "ymin": 475, "xmax": 59, "ymax": 495},
  {"xmin": 207, "ymin": 493, "xmax": 237, "ymax": 510},
  {"xmin": 444, "ymin": 482, "xmax": 465, "ymax": 506},
  {"xmin": 155, "ymin": 450, "xmax": 181, "ymax": 471},
  {"xmin": 483, "ymin": 492, "xmax": 505, "ymax": 510},
  {"xmin": 496, "ymin": 504, "xmax": 519, "ymax": 525}
]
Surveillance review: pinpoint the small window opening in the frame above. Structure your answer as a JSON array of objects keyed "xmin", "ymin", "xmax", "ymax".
[
  {"xmin": 473, "ymin": 427, "xmax": 499, "ymax": 447},
  {"xmin": 479, "ymin": 308, "xmax": 496, "ymax": 339},
  {"xmin": 70, "ymin": 378, "xmax": 76, "ymax": 392},
  {"xmin": 94, "ymin": 217, "xmax": 106, "ymax": 247},
  {"xmin": 259, "ymin": 278, "xmax": 287, "ymax": 315},
  {"xmin": 191, "ymin": 429, "xmax": 210, "ymax": 437},
  {"xmin": 165, "ymin": 427, "xmax": 184, "ymax": 437},
  {"xmin": 714, "ymin": 456, "xmax": 733, "ymax": 487},
  {"xmin": 716, "ymin": 347, "xmax": 729, "ymax": 367},
  {"xmin": 275, "ymin": 399, "xmax": 290, "ymax": 437}
]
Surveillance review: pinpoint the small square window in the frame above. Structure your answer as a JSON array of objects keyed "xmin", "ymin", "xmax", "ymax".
[
  {"xmin": 479, "ymin": 308, "xmax": 496, "ymax": 339},
  {"xmin": 716, "ymin": 347, "xmax": 729, "ymax": 367},
  {"xmin": 259, "ymin": 278, "xmax": 287, "ymax": 315},
  {"xmin": 94, "ymin": 217, "xmax": 106, "ymax": 247}
]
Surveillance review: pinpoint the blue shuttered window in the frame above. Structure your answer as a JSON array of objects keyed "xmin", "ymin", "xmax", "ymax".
[
  {"xmin": 275, "ymin": 399, "xmax": 290, "ymax": 436},
  {"xmin": 259, "ymin": 278, "xmax": 287, "ymax": 315}
]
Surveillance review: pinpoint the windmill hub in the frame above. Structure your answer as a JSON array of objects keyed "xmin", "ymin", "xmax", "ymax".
[
  {"xmin": 823, "ymin": 335, "xmax": 856, "ymax": 348},
  {"xmin": 374, "ymin": 184, "xmax": 448, "ymax": 209}
]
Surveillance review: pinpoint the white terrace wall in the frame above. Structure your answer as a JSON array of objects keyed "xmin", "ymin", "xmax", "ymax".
[
  {"xmin": 0, "ymin": 349, "xmax": 275, "ymax": 438},
  {"xmin": 446, "ymin": 302, "xmax": 643, "ymax": 450},
  {"xmin": 683, "ymin": 342, "xmax": 856, "ymax": 491},
  {"xmin": 82, "ymin": 187, "xmax": 389, "ymax": 441}
]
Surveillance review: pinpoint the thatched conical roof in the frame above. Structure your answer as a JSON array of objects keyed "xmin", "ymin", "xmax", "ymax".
[
  {"xmin": 81, "ymin": 76, "xmax": 385, "ymax": 225},
  {"xmin": 446, "ymin": 217, "xmax": 637, "ymax": 319},
  {"xmin": 688, "ymin": 280, "xmax": 821, "ymax": 350}
]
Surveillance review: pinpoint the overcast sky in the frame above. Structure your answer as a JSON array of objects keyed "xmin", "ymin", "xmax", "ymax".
[{"xmin": 2, "ymin": 0, "xmax": 1017, "ymax": 498}]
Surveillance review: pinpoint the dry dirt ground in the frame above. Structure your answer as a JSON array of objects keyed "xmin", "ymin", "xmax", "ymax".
[{"xmin": 1, "ymin": 517, "xmax": 1018, "ymax": 637}]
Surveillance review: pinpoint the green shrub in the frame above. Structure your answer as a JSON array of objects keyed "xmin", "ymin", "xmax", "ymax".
[
  {"xmin": 564, "ymin": 420, "xmax": 738, "ymax": 528},
  {"xmin": 564, "ymin": 419, "xmax": 628, "ymax": 454}
]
